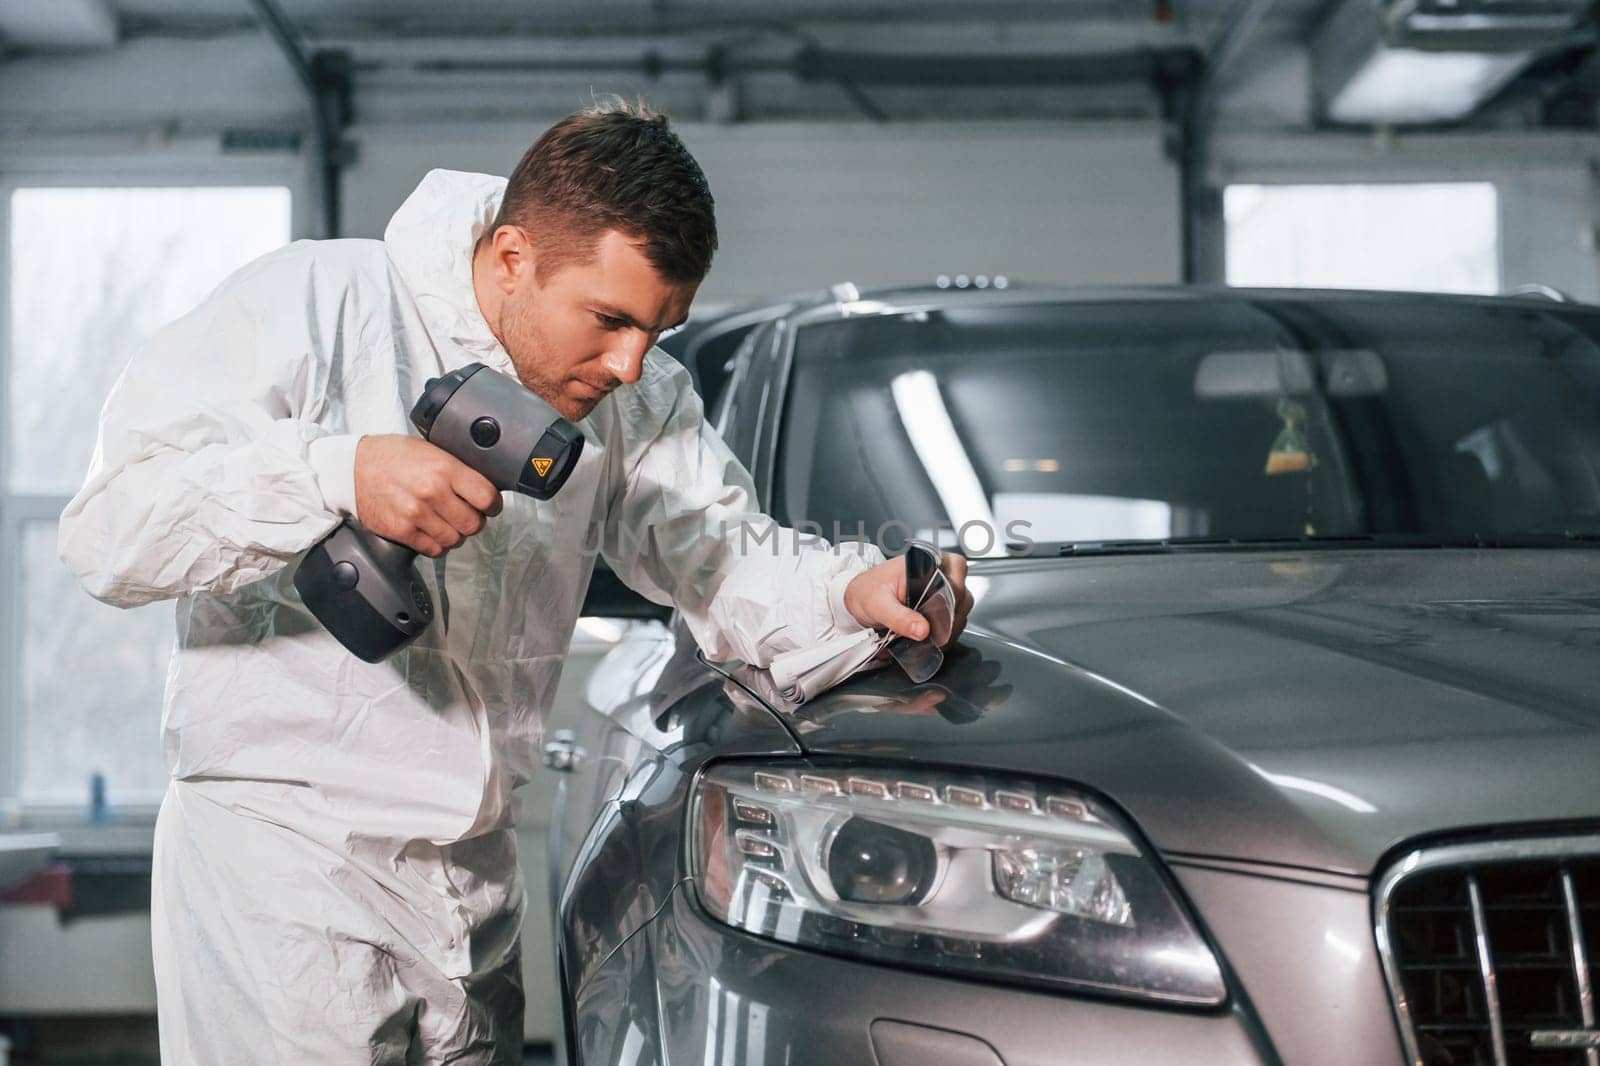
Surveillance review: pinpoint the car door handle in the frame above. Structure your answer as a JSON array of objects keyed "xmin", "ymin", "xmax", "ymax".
[{"xmin": 542, "ymin": 730, "xmax": 586, "ymax": 773}]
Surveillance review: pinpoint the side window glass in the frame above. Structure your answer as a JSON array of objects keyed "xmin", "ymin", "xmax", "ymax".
[{"xmin": 714, "ymin": 323, "xmax": 776, "ymax": 469}]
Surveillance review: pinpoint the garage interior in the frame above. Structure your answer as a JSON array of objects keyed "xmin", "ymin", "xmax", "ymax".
[{"xmin": 1, "ymin": 0, "xmax": 1598, "ymax": 1063}]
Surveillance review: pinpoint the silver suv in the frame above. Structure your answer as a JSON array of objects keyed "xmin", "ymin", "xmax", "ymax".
[{"xmin": 547, "ymin": 285, "xmax": 1600, "ymax": 1066}]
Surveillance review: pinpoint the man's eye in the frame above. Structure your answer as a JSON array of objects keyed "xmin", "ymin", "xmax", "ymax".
[{"xmin": 595, "ymin": 314, "xmax": 626, "ymax": 330}]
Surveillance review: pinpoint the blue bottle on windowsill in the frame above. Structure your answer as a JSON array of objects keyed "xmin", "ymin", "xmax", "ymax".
[{"xmin": 88, "ymin": 771, "xmax": 108, "ymax": 825}]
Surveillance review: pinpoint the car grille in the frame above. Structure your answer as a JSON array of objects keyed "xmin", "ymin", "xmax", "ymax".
[{"xmin": 1376, "ymin": 836, "xmax": 1600, "ymax": 1066}]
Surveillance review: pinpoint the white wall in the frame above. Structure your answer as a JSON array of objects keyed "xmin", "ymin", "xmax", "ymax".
[
  {"xmin": 341, "ymin": 121, "xmax": 1184, "ymax": 302},
  {"xmin": 0, "ymin": 31, "xmax": 1187, "ymax": 301}
]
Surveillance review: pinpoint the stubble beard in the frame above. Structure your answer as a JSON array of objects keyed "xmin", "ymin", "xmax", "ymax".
[{"xmin": 499, "ymin": 295, "xmax": 595, "ymax": 423}]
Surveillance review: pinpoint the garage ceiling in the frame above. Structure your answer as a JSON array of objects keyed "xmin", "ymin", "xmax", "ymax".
[
  {"xmin": 0, "ymin": 0, "xmax": 1591, "ymax": 129},
  {"xmin": 107, "ymin": 0, "xmax": 1330, "ymax": 38}
]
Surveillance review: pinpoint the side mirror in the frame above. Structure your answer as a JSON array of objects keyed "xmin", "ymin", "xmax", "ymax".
[{"xmin": 582, "ymin": 559, "xmax": 672, "ymax": 621}]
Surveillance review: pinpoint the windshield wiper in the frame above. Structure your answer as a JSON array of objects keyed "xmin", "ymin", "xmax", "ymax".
[
  {"xmin": 1049, "ymin": 535, "xmax": 1398, "ymax": 557},
  {"xmin": 1027, "ymin": 532, "xmax": 1600, "ymax": 558}
]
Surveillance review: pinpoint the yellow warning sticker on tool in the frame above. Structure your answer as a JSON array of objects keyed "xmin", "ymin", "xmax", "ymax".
[{"xmin": 531, "ymin": 457, "xmax": 553, "ymax": 477}]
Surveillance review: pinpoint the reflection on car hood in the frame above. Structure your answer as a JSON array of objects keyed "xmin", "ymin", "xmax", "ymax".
[{"xmin": 785, "ymin": 549, "xmax": 1600, "ymax": 876}]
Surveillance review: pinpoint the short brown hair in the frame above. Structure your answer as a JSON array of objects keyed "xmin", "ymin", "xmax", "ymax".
[{"xmin": 494, "ymin": 98, "xmax": 717, "ymax": 284}]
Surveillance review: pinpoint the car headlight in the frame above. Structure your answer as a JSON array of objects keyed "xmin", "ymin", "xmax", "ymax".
[{"xmin": 689, "ymin": 762, "xmax": 1225, "ymax": 1006}]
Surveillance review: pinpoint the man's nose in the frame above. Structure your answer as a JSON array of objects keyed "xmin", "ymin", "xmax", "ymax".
[{"xmin": 600, "ymin": 334, "xmax": 650, "ymax": 384}]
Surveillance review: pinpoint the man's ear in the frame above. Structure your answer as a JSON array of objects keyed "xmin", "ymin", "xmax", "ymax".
[{"xmin": 487, "ymin": 225, "xmax": 535, "ymax": 294}]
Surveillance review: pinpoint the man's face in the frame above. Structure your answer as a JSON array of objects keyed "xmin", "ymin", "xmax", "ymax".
[{"xmin": 497, "ymin": 228, "xmax": 699, "ymax": 422}]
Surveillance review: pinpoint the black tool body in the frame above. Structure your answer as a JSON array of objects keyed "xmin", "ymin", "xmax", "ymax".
[{"xmin": 294, "ymin": 363, "xmax": 584, "ymax": 662}]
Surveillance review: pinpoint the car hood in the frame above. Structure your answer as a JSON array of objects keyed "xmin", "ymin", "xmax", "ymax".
[{"xmin": 784, "ymin": 549, "xmax": 1600, "ymax": 877}]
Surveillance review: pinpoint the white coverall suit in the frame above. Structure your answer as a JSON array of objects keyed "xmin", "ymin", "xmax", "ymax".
[{"xmin": 58, "ymin": 169, "xmax": 885, "ymax": 1064}]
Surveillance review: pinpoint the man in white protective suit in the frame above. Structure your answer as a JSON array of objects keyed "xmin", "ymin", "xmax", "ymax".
[{"xmin": 57, "ymin": 101, "xmax": 972, "ymax": 1064}]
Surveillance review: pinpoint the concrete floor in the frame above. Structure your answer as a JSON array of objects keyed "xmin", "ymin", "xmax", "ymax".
[
  {"xmin": 0, "ymin": 1017, "xmax": 555, "ymax": 1065},
  {"xmin": 6, "ymin": 1054, "xmax": 552, "ymax": 1065},
  {"xmin": 4, "ymin": 1048, "xmax": 554, "ymax": 1065},
  {"xmin": 5, "ymin": 1053, "xmax": 554, "ymax": 1065}
]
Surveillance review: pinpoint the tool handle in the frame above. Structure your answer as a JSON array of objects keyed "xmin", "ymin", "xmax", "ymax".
[{"xmin": 293, "ymin": 520, "xmax": 434, "ymax": 663}]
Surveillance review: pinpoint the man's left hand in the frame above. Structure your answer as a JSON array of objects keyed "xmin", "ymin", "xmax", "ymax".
[{"xmin": 843, "ymin": 552, "xmax": 973, "ymax": 648}]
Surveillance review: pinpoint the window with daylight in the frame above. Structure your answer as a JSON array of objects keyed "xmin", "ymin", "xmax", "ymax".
[
  {"xmin": 3, "ymin": 185, "xmax": 292, "ymax": 807},
  {"xmin": 1225, "ymin": 182, "xmax": 1500, "ymax": 295}
]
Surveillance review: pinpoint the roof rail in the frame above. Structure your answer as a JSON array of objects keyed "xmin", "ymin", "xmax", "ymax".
[{"xmin": 1509, "ymin": 283, "xmax": 1571, "ymax": 302}]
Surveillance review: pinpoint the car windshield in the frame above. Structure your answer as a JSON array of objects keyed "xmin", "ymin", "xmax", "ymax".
[{"xmin": 773, "ymin": 296, "xmax": 1600, "ymax": 556}]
